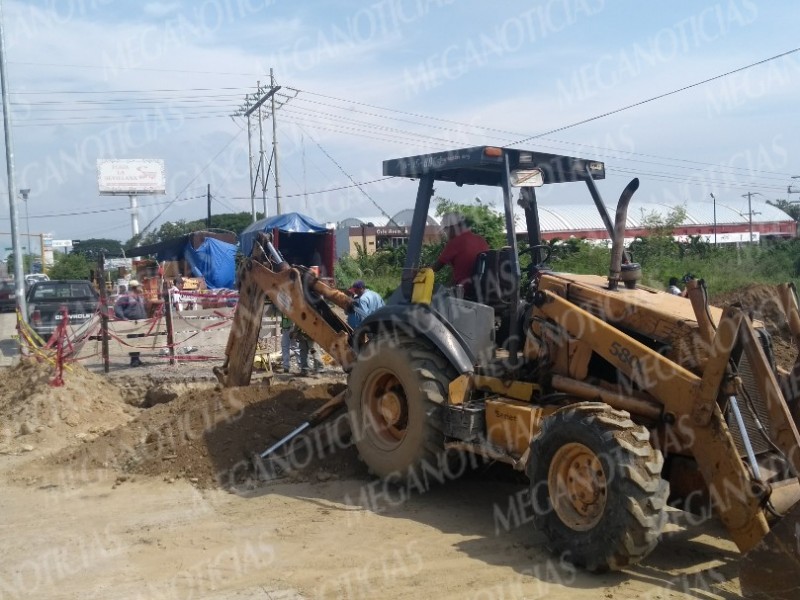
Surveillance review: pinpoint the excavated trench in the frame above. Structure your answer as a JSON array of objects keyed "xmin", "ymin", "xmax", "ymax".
[{"xmin": 0, "ymin": 358, "xmax": 361, "ymax": 489}]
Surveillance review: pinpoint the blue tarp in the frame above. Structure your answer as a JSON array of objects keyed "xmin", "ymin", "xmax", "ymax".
[
  {"xmin": 240, "ymin": 212, "xmax": 328, "ymax": 256},
  {"xmin": 184, "ymin": 238, "xmax": 237, "ymax": 289}
]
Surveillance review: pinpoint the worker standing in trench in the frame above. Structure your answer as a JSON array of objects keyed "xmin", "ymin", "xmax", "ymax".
[{"xmin": 114, "ymin": 279, "xmax": 147, "ymax": 367}]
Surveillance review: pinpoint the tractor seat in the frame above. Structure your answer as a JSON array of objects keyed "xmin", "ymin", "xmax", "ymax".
[{"xmin": 471, "ymin": 247, "xmax": 518, "ymax": 308}]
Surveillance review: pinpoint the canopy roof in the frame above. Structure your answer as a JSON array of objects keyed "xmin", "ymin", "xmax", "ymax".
[
  {"xmin": 240, "ymin": 211, "xmax": 331, "ymax": 256},
  {"xmin": 383, "ymin": 146, "xmax": 605, "ymax": 187}
]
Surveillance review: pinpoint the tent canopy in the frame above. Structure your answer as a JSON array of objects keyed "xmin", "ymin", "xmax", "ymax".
[
  {"xmin": 185, "ymin": 237, "xmax": 236, "ymax": 289},
  {"xmin": 128, "ymin": 231, "xmax": 237, "ymax": 289},
  {"xmin": 240, "ymin": 212, "xmax": 329, "ymax": 256}
]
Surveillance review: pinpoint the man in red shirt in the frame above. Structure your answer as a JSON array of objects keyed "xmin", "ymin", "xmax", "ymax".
[{"xmin": 432, "ymin": 212, "xmax": 489, "ymax": 294}]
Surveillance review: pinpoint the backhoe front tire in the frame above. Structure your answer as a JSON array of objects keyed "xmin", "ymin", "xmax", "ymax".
[
  {"xmin": 346, "ymin": 335, "xmax": 454, "ymax": 483},
  {"xmin": 528, "ymin": 402, "xmax": 668, "ymax": 572}
]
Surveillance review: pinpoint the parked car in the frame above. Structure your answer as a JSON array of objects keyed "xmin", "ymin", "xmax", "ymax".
[
  {"xmin": 0, "ymin": 279, "xmax": 16, "ymax": 312},
  {"xmin": 26, "ymin": 280, "xmax": 99, "ymax": 341},
  {"xmin": 24, "ymin": 273, "xmax": 50, "ymax": 288}
]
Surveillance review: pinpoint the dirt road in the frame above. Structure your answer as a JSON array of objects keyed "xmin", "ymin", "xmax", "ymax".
[
  {"xmin": 0, "ymin": 358, "xmax": 747, "ymax": 599},
  {"xmin": 1, "ymin": 460, "xmax": 744, "ymax": 599}
]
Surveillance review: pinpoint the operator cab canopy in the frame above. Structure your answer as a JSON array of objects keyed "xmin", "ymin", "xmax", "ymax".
[{"xmin": 382, "ymin": 145, "xmax": 605, "ymax": 187}]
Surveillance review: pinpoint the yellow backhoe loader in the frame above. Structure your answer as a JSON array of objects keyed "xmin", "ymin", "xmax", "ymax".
[{"xmin": 215, "ymin": 146, "xmax": 800, "ymax": 599}]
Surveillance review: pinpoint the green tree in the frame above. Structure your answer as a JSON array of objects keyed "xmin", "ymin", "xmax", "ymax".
[
  {"xmin": 125, "ymin": 221, "xmax": 187, "ymax": 251},
  {"xmin": 71, "ymin": 238, "xmax": 126, "ymax": 259},
  {"xmin": 204, "ymin": 211, "xmax": 263, "ymax": 234},
  {"xmin": 434, "ymin": 197, "xmax": 506, "ymax": 247},
  {"xmin": 628, "ymin": 206, "xmax": 687, "ymax": 268},
  {"xmin": 767, "ymin": 199, "xmax": 800, "ymax": 223},
  {"xmin": 124, "ymin": 211, "xmax": 264, "ymax": 251},
  {"xmin": 48, "ymin": 252, "xmax": 91, "ymax": 280},
  {"xmin": 336, "ymin": 198, "xmax": 507, "ymax": 294},
  {"xmin": 6, "ymin": 252, "xmax": 36, "ymax": 275}
]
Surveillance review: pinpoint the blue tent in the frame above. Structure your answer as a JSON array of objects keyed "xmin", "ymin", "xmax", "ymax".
[
  {"xmin": 128, "ymin": 233, "xmax": 237, "ymax": 289},
  {"xmin": 240, "ymin": 212, "xmax": 328, "ymax": 256},
  {"xmin": 185, "ymin": 238, "xmax": 237, "ymax": 289}
]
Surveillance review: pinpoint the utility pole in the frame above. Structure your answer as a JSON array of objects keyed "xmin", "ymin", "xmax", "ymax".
[
  {"xmin": 302, "ymin": 133, "xmax": 308, "ymax": 213},
  {"xmin": 20, "ymin": 188, "xmax": 30, "ymax": 260},
  {"xmin": 257, "ymin": 80, "xmax": 267, "ymax": 219},
  {"xmin": 245, "ymin": 100, "xmax": 255, "ymax": 223},
  {"xmin": 206, "ymin": 183, "xmax": 211, "ymax": 229},
  {"xmin": 788, "ymin": 176, "xmax": 800, "ymax": 237},
  {"xmin": 235, "ymin": 77, "xmax": 281, "ymax": 223},
  {"xmin": 271, "ymin": 68, "xmax": 281, "ymax": 215},
  {"xmin": 709, "ymin": 193, "xmax": 717, "ymax": 246},
  {"xmin": 0, "ymin": 1, "xmax": 26, "ymax": 319},
  {"xmin": 742, "ymin": 191, "xmax": 762, "ymax": 244}
]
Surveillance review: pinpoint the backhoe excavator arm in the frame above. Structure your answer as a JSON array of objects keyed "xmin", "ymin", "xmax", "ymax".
[{"xmin": 214, "ymin": 238, "xmax": 356, "ymax": 387}]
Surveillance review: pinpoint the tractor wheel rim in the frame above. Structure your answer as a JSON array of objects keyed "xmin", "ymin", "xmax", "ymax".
[
  {"xmin": 548, "ymin": 442, "xmax": 607, "ymax": 531},
  {"xmin": 364, "ymin": 370, "xmax": 408, "ymax": 449}
]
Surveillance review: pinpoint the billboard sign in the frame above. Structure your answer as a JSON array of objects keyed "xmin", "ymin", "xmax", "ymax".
[{"xmin": 97, "ymin": 159, "xmax": 166, "ymax": 195}]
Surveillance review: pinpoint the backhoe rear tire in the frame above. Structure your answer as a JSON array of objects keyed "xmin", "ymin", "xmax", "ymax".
[
  {"xmin": 346, "ymin": 335, "xmax": 455, "ymax": 483},
  {"xmin": 528, "ymin": 402, "xmax": 668, "ymax": 572}
]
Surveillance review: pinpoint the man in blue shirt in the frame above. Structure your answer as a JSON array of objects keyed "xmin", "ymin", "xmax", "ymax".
[
  {"xmin": 347, "ymin": 280, "xmax": 384, "ymax": 329},
  {"xmin": 113, "ymin": 279, "xmax": 148, "ymax": 367}
]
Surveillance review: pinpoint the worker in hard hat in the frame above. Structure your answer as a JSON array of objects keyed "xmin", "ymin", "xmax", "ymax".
[{"xmin": 114, "ymin": 279, "xmax": 147, "ymax": 367}]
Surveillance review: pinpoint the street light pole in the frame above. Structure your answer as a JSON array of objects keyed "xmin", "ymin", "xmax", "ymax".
[
  {"xmin": 710, "ymin": 192, "xmax": 717, "ymax": 246},
  {"xmin": 0, "ymin": 1, "xmax": 27, "ymax": 319}
]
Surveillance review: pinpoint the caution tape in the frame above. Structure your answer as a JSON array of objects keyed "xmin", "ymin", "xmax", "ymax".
[{"xmin": 15, "ymin": 310, "xmax": 74, "ymax": 374}]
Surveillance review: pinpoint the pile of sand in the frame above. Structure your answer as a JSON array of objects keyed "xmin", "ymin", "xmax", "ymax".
[
  {"xmin": 711, "ymin": 284, "xmax": 798, "ymax": 369},
  {"xmin": 0, "ymin": 359, "xmax": 135, "ymax": 454},
  {"xmin": 55, "ymin": 380, "xmax": 364, "ymax": 488},
  {"xmin": 712, "ymin": 284, "xmax": 790, "ymax": 336}
]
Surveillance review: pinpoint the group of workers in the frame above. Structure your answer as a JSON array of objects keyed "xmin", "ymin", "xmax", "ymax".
[
  {"xmin": 278, "ymin": 211, "xmax": 486, "ymax": 376},
  {"xmin": 277, "ymin": 278, "xmax": 388, "ymax": 376}
]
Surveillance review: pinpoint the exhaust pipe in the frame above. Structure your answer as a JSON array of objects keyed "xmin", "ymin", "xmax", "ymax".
[{"xmin": 608, "ymin": 178, "xmax": 639, "ymax": 290}]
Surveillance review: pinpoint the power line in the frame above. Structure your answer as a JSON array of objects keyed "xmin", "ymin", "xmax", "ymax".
[
  {"xmin": 508, "ymin": 46, "xmax": 800, "ymax": 146},
  {"xmin": 0, "ymin": 194, "xmax": 206, "ymax": 220},
  {"xmin": 607, "ymin": 167, "xmax": 786, "ymax": 193},
  {"xmin": 138, "ymin": 130, "xmax": 244, "ymax": 236},
  {"xmin": 9, "ymin": 61, "xmax": 263, "ymax": 77},
  {"xmin": 10, "ymin": 77, "xmax": 797, "ymax": 183},
  {"xmin": 12, "ymin": 97, "xmax": 241, "ymax": 108},
  {"xmin": 210, "ymin": 193, "xmax": 238, "ymax": 213},
  {"xmin": 15, "ymin": 112, "xmax": 233, "ymax": 127},
  {"xmin": 299, "ymin": 127, "xmax": 396, "ymax": 224},
  {"xmin": 11, "ymin": 86, "xmax": 247, "ymax": 95},
  {"xmin": 286, "ymin": 86, "xmax": 798, "ymax": 180},
  {"xmin": 278, "ymin": 108, "xmax": 791, "ymax": 192},
  {"xmin": 218, "ymin": 177, "xmax": 392, "ymax": 200}
]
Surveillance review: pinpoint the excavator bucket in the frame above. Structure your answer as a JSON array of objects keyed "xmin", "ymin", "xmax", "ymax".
[{"xmin": 740, "ymin": 501, "xmax": 800, "ymax": 600}]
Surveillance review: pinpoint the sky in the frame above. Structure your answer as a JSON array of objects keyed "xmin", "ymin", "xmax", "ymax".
[{"xmin": 1, "ymin": 0, "xmax": 799, "ymax": 249}]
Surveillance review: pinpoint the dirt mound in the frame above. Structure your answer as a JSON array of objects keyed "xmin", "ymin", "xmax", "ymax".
[
  {"xmin": 711, "ymin": 284, "xmax": 798, "ymax": 369},
  {"xmin": 0, "ymin": 359, "xmax": 134, "ymax": 454},
  {"xmin": 55, "ymin": 380, "xmax": 364, "ymax": 488},
  {"xmin": 711, "ymin": 284, "xmax": 789, "ymax": 336}
]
